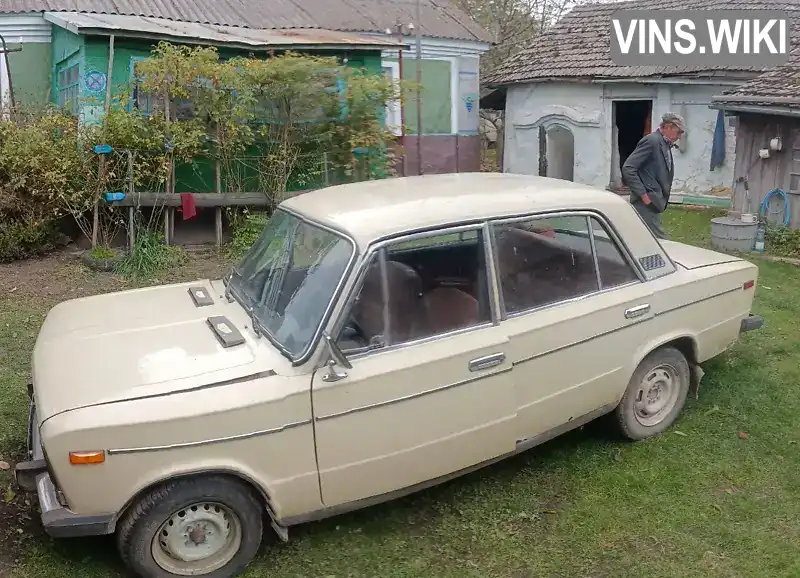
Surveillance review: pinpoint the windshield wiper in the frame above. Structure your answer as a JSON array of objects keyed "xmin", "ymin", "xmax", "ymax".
[
  {"xmin": 223, "ymin": 265, "xmax": 244, "ymax": 302},
  {"xmin": 248, "ymin": 305, "xmax": 262, "ymax": 338}
]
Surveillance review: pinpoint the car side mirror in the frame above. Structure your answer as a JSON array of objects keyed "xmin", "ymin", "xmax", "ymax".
[
  {"xmin": 321, "ymin": 332, "xmax": 351, "ymax": 383},
  {"xmin": 324, "ymin": 332, "xmax": 352, "ymax": 370}
]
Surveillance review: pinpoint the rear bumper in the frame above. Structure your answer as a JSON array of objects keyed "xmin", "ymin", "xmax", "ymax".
[
  {"xmin": 740, "ymin": 314, "xmax": 764, "ymax": 333},
  {"xmin": 14, "ymin": 389, "xmax": 115, "ymax": 538}
]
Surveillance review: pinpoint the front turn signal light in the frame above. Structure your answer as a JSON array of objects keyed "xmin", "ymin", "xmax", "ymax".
[{"xmin": 69, "ymin": 450, "xmax": 105, "ymax": 465}]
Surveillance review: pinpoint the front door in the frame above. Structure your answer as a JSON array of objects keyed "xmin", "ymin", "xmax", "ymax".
[
  {"xmin": 491, "ymin": 213, "xmax": 654, "ymax": 442},
  {"xmin": 311, "ymin": 225, "xmax": 517, "ymax": 507}
]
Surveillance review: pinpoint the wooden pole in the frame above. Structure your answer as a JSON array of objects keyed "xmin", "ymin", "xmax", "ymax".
[
  {"xmin": 215, "ymin": 123, "xmax": 223, "ymax": 247},
  {"xmin": 215, "ymin": 157, "xmax": 222, "ymax": 247},
  {"xmin": 398, "ymin": 44, "xmax": 406, "ymax": 177},
  {"xmin": 104, "ymin": 36, "xmax": 114, "ymax": 118},
  {"xmin": 127, "ymin": 150, "xmax": 135, "ymax": 251},
  {"xmin": 92, "ymin": 154, "xmax": 104, "ymax": 248},
  {"xmin": 163, "ymin": 85, "xmax": 171, "ymax": 244},
  {"xmin": 91, "ymin": 34, "xmax": 115, "ymax": 249},
  {"xmin": 415, "ymin": 0, "xmax": 423, "ymax": 176}
]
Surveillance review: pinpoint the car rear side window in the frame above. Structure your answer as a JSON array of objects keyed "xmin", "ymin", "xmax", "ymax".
[
  {"xmin": 493, "ymin": 215, "xmax": 600, "ymax": 313},
  {"xmin": 336, "ymin": 229, "xmax": 492, "ymax": 355}
]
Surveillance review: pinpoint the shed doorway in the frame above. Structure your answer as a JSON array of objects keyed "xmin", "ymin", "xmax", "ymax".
[
  {"xmin": 544, "ymin": 125, "xmax": 575, "ymax": 181},
  {"xmin": 611, "ymin": 100, "xmax": 652, "ymax": 188}
]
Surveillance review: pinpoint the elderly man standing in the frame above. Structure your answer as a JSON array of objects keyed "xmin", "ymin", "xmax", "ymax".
[{"xmin": 621, "ymin": 112, "xmax": 685, "ymax": 240}]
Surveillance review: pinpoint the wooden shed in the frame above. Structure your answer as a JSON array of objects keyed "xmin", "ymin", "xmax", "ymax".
[{"xmin": 711, "ymin": 63, "xmax": 800, "ymax": 229}]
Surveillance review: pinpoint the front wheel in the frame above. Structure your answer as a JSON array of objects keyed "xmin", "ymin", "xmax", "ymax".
[
  {"xmin": 615, "ymin": 346, "xmax": 691, "ymax": 440},
  {"xmin": 116, "ymin": 476, "xmax": 264, "ymax": 578}
]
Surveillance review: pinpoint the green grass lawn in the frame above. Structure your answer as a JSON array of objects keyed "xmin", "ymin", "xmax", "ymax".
[{"xmin": 2, "ymin": 207, "xmax": 800, "ymax": 577}]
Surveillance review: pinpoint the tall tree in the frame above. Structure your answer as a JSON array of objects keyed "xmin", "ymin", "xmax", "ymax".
[{"xmin": 454, "ymin": 0, "xmax": 582, "ymax": 78}]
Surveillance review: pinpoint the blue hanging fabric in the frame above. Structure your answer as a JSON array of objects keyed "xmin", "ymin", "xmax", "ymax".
[{"xmin": 710, "ymin": 109, "xmax": 726, "ymax": 171}]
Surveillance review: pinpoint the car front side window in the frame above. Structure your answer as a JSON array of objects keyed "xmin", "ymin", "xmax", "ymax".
[{"xmin": 336, "ymin": 229, "xmax": 492, "ymax": 356}]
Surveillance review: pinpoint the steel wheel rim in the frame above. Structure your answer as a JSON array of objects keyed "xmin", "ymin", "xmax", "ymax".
[
  {"xmin": 151, "ymin": 501, "xmax": 242, "ymax": 576},
  {"xmin": 634, "ymin": 363, "xmax": 681, "ymax": 427}
]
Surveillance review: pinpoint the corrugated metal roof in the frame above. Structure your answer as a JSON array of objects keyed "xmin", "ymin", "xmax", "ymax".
[
  {"xmin": 44, "ymin": 12, "xmax": 406, "ymax": 50},
  {"xmin": 486, "ymin": 0, "xmax": 800, "ymax": 85},
  {"xmin": 0, "ymin": 0, "xmax": 491, "ymax": 43}
]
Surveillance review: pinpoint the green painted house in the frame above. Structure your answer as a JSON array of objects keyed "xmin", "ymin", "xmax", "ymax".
[{"xmin": 0, "ymin": 0, "xmax": 490, "ymax": 174}]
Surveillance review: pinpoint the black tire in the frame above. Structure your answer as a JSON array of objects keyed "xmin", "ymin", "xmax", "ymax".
[
  {"xmin": 116, "ymin": 475, "xmax": 263, "ymax": 578},
  {"xmin": 615, "ymin": 346, "xmax": 691, "ymax": 441}
]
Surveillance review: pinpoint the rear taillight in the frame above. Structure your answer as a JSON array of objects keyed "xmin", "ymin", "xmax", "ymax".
[{"xmin": 743, "ymin": 280, "xmax": 755, "ymax": 290}]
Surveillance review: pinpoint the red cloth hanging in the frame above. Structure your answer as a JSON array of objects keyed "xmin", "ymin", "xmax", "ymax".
[{"xmin": 179, "ymin": 192, "xmax": 197, "ymax": 220}]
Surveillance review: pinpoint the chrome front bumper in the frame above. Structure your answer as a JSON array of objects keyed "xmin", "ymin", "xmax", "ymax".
[{"xmin": 14, "ymin": 389, "xmax": 115, "ymax": 538}]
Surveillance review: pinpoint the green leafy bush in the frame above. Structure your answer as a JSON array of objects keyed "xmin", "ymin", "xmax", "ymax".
[
  {"xmin": 0, "ymin": 46, "xmax": 408, "ymax": 263},
  {"xmin": 766, "ymin": 226, "xmax": 800, "ymax": 259},
  {"xmin": 0, "ymin": 220, "xmax": 57, "ymax": 262},
  {"xmin": 115, "ymin": 229, "xmax": 187, "ymax": 279}
]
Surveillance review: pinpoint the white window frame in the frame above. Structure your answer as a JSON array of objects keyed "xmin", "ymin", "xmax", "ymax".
[{"xmin": 381, "ymin": 60, "xmax": 401, "ymax": 137}]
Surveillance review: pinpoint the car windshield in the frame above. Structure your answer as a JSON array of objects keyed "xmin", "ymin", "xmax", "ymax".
[{"xmin": 228, "ymin": 209, "xmax": 354, "ymax": 360}]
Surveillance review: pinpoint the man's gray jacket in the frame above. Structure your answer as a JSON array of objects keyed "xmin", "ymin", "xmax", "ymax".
[{"xmin": 621, "ymin": 129, "xmax": 674, "ymax": 213}]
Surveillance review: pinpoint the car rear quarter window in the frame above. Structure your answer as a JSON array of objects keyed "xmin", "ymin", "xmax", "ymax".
[{"xmin": 589, "ymin": 217, "xmax": 640, "ymax": 288}]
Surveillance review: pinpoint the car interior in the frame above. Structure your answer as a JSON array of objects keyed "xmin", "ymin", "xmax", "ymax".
[
  {"xmin": 495, "ymin": 223, "xmax": 639, "ymax": 312},
  {"xmin": 338, "ymin": 233, "xmax": 491, "ymax": 353},
  {"xmin": 336, "ymin": 221, "xmax": 640, "ymax": 354}
]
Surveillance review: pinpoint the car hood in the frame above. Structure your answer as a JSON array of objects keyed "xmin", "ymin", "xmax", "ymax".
[
  {"xmin": 32, "ymin": 280, "xmax": 284, "ymax": 420},
  {"xmin": 660, "ymin": 240, "xmax": 743, "ymax": 270}
]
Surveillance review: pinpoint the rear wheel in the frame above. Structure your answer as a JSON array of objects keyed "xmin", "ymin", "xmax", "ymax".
[
  {"xmin": 117, "ymin": 476, "xmax": 263, "ymax": 578},
  {"xmin": 615, "ymin": 346, "xmax": 690, "ymax": 440}
]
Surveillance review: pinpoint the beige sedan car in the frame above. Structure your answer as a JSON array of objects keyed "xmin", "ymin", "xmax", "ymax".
[{"xmin": 15, "ymin": 173, "xmax": 762, "ymax": 577}]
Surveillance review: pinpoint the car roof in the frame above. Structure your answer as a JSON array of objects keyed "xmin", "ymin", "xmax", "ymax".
[{"xmin": 280, "ymin": 172, "xmax": 629, "ymax": 246}]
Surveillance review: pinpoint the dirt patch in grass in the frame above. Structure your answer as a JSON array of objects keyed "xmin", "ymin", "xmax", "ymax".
[
  {"xmin": 0, "ymin": 247, "xmax": 231, "ymax": 304},
  {"xmin": 0, "ymin": 246, "xmax": 232, "ymax": 577},
  {"xmin": 0, "ymin": 456, "xmax": 43, "ymax": 577}
]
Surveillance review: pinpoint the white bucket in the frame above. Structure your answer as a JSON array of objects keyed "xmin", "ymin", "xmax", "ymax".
[{"xmin": 741, "ymin": 213, "xmax": 757, "ymax": 224}]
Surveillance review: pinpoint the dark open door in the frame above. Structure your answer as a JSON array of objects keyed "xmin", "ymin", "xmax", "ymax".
[{"xmin": 538, "ymin": 125, "xmax": 547, "ymax": 176}]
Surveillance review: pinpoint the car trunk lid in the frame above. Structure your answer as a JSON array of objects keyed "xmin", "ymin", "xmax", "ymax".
[{"xmin": 660, "ymin": 240, "xmax": 744, "ymax": 270}]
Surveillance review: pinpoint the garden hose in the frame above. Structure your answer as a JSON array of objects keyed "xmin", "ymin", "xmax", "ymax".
[{"xmin": 759, "ymin": 188, "xmax": 791, "ymax": 227}]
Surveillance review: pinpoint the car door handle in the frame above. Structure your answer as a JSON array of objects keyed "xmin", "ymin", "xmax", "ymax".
[
  {"xmin": 469, "ymin": 353, "xmax": 506, "ymax": 372},
  {"xmin": 625, "ymin": 304, "xmax": 651, "ymax": 319}
]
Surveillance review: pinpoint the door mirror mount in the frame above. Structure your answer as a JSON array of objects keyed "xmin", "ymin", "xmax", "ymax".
[{"xmin": 323, "ymin": 332, "xmax": 352, "ymax": 370}]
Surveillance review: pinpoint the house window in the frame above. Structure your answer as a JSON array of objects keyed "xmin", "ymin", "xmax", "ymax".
[
  {"xmin": 381, "ymin": 61, "xmax": 401, "ymax": 136},
  {"xmin": 130, "ymin": 57, "xmax": 194, "ymax": 120},
  {"xmin": 57, "ymin": 64, "xmax": 80, "ymax": 115}
]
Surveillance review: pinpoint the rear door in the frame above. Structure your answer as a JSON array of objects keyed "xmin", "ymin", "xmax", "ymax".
[{"xmin": 491, "ymin": 213, "xmax": 655, "ymax": 443}]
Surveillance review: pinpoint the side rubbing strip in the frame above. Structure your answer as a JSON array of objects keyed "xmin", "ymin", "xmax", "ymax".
[
  {"xmin": 106, "ymin": 419, "xmax": 311, "ymax": 455},
  {"xmin": 316, "ymin": 366, "xmax": 512, "ymax": 421},
  {"xmin": 189, "ymin": 286, "xmax": 214, "ymax": 307},
  {"xmin": 207, "ymin": 316, "xmax": 245, "ymax": 348}
]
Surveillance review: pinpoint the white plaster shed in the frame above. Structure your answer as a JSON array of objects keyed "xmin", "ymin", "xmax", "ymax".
[
  {"xmin": 483, "ymin": 0, "xmax": 784, "ymax": 199},
  {"xmin": 503, "ymin": 81, "xmax": 738, "ymax": 195}
]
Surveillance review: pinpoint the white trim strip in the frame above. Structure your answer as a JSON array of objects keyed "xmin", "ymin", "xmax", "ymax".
[{"xmin": 0, "ymin": 13, "xmax": 52, "ymax": 43}]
